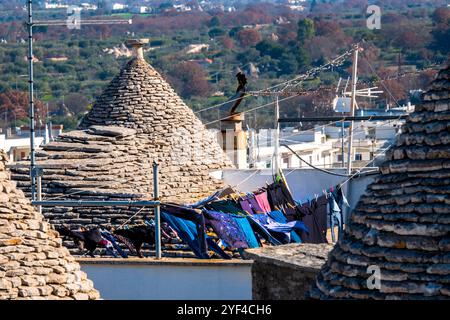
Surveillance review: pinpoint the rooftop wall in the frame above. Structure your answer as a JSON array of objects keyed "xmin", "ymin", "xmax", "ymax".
[{"xmin": 78, "ymin": 258, "xmax": 252, "ymax": 300}]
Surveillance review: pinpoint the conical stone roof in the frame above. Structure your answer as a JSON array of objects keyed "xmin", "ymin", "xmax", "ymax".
[
  {"xmin": 75, "ymin": 55, "xmax": 232, "ymax": 201},
  {"xmin": 0, "ymin": 151, "xmax": 99, "ymax": 300},
  {"xmin": 78, "ymin": 55, "xmax": 233, "ymax": 202},
  {"xmin": 9, "ymin": 50, "xmax": 232, "ymax": 237},
  {"xmin": 309, "ymin": 65, "xmax": 450, "ymax": 299}
]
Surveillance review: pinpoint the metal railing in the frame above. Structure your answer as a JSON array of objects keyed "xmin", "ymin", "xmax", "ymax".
[{"xmin": 31, "ymin": 162, "xmax": 162, "ymax": 259}]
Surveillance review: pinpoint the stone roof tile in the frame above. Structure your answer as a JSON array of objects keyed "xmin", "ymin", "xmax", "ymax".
[
  {"xmin": 10, "ymin": 54, "xmax": 232, "ymax": 242},
  {"xmin": 310, "ymin": 64, "xmax": 450, "ymax": 299},
  {"xmin": 0, "ymin": 151, "xmax": 99, "ymax": 300}
]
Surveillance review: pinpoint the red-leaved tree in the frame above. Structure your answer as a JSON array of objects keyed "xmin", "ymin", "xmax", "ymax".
[
  {"xmin": 237, "ymin": 29, "xmax": 262, "ymax": 48},
  {"xmin": 0, "ymin": 90, "xmax": 46, "ymax": 127}
]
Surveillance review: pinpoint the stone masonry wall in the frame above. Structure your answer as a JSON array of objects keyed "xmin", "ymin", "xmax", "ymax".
[{"xmin": 242, "ymin": 244, "xmax": 332, "ymax": 300}]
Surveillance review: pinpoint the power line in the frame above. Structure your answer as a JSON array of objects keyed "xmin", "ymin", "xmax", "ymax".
[
  {"xmin": 203, "ymin": 93, "xmax": 300, "ymax": 126},
  {"xmin": 194, "ymin": 45, "xmax": 358, "ymax": 115},
  {"xmin": 361, "ymin": 52, "xmax": 402, "ymax": 108},
  {"xmin": 265, "ymin": 114, "xmax": 404, "ymax": 172}
]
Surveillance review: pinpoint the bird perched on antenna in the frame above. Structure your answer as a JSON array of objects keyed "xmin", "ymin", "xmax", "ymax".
[{"xmin": 229, "ymin": 72, "xmax": 248, "ymax": 115}]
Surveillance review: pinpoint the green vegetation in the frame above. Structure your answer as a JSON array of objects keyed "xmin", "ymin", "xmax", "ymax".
[{"xmin": 0, "ymin": 1, "xmax": 448, "ymax": 131}]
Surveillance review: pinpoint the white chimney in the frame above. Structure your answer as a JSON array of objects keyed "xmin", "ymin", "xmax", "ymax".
[{"xmin": 126, "ymin": 39, "xmax": 149, "ymax": 60}]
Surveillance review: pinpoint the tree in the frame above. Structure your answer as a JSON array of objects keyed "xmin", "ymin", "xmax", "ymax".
[
  {"xmin": 167, "ymin": 62, "xmax": 210, "ymax": 98},
  {"xmin": 296, "ymin": 47, "xmax": 311, "ymax": 72},
  {"xmin": 432, "ymin": 7, "xmax": 450, "ymax": 24},
  {"xmin": 220, "ymin": 36, "xmax": 234, "ymax": 50},
  {"xmin": 296, "ymin": 18, "xmax": 315, "ymax": 71},
  {"xmin": 236, "ymin": 29, "xmax": 261, "ymax": 48},
  {"xmin": 430, "ymin": 7, "xmax": 450, "ymax": 55},
  {"xmin": 277, "ymin": 53, "xmax": 298, "ymax": 76},
  {"xmin": 255, "ymin": 40, "xmax": 285, "ymax": 59},
  {"xmin": 314, "ymin": 18, "xmax": 342, "ymax": 38},
  {"xmin": 209, "ymin": 16, "xmax": 221, "ymax": 27},
  {"xmin": 229, "ymin": 26, "xmax": 243, "ymax": 38},
  {"xmin": 297, "ymin": 18, "xmax": 315, "ymax": 43},
  {"xmin": 208, "ymin": 27, "xmax": 226, "ymax": 38},
  {"xmin": 0, "ymin": 90, "xmax": 45, "ymax": 127},
  {"xmin": 64, "ymin": 93, "xmax": 90, "ymax": 116},
  {"xmin": 236, "ymin": 48, "xmax": 260, "ymax": 65}
]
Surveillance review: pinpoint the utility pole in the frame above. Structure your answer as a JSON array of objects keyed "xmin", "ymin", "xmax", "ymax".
[
  {"xmin": 25, "ymin": 0, "xmax": 131, "ymax": 200},
  {"xmin": 346, "ymin": 44, "xmax": 359, "ymax": 175},
  {"xmin": 341, "ymin": 116, "xmax": 345, "ymax": 168},
  {"xmin": 273, "ymin": 94, "xmax": 280, "ymax": 173},
  {"xmin": 27, "ymin": 0, "xmax": 37, "ymax": 200}
]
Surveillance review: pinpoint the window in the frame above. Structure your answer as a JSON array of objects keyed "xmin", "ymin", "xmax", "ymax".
[
  {"xmin": 355, "ymin": 154, "xmax": 362, "ymax": 161},
  {"xmin": 337, "ymin": 154, "xmax": 343, "ymax": 162}
]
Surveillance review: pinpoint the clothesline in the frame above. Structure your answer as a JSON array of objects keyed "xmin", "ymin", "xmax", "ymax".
[{"xmin": 177, "ymin": 171, "xmax": 349, "ymax": 257}]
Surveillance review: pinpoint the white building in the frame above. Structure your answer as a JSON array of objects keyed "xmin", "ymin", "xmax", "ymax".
[
  {"xmin": 80, "ymin": 3, "xmax": 98, "ymax": 11},
  {"xmin": 112, "ymin": 3, "xmax": 128, "ymax": 11},
  {"xmin": 246, "ymin": 119, "xmax": 403, "ymax": 170},
  {"xmin": 173, "ymin": 4, "xmax": 192, "ymax": 12},
  {"xmin": 130, "ymin": 6, "xmax": 151, "ymax": 14},
  {"xmin": 44, "ymin": 1, "xmax": 69, "ymax": 9},
  {"xmin": 0, "ymin": 124, "xmax": 63, "ymax": 163}
]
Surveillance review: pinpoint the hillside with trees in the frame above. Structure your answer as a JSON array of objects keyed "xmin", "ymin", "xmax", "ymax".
[{"xmin": 0, "ymin": 0, "xmax": 448, "ymax": 130}]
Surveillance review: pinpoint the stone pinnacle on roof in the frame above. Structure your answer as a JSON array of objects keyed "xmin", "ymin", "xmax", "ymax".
[
  {"xmin": 10, "ymin": 40, "xmax": 232, "ymax": 236},
  {"xmin": 0, "ymin": 151, "xmax": 99, "ymax": 300},
  {"xmin": 309, "ymin": 64, "xmax": 450, "ymax": 300},
  {"xmin": 125, "ymin": 38, "xmax": 149, "ymax": 60},
  {"xmin": 76, "ymin": 38, "xmax": 233, "ymax": 202}
]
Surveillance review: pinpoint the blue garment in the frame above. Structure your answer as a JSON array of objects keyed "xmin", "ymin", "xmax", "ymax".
[
  {"xmin": 328, "ymin": 195, "xmax": 341, "ymax": 243},
  {"xmin": 161, "ymin": 210, "xmax": 231, "ymax": 259},
  {"xmin": 101, "ymin": 230, "xmax": 128, "ymax": 258},
  {"xmin": 267, "ymin": 210, "xmax": 303, "ymax": 243},
  {"xmin": 233, "ymin": 215, "xmax": 260, "ymax": 248},
  {"xmin": 252, "ymin": 213, "xmax": 308, "ymax": 244},
  {"xmin": 246, "ymin": 215, "xmax": 283, "ymax": 246},
  {"xmin": 206, "ymin": 238, "xmax": 232, "ymax": 259},
  {"xmin": 161, "ymin": 211, "xmax": 209, "ymax": 259},
  {"xmin": 161, "ymin": 204, "xmax": 208, "ymax": 257},
  {"xmin": 204, "ymin": 209, "xmax": 259, "ymax": 249},
  {"xmin": 328, "ymin": 185, "xmax": 350, "ymax": 243},
  {"xmin": 328, "ymin": 186, "xmax": 349, "ymax": 242}
]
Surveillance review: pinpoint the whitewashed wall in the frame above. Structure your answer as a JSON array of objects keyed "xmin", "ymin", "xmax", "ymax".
[
  {"xmin": 79, "ymin": 259, "xmax": 252, "ymax": 300},
  {"xmin": 222, "ymin": 168, "xmax": 377, "ymax": 222}
]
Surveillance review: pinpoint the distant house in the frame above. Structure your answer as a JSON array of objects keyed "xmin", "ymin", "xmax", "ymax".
[
  {"xmin": 185, "ymin": 44, "xmax": 209, "ymax": 55},
  {"xmin": 0, "ymin": 124, "xmax": 63, "ymax": 163},
  {"xmin": 172, "ymin": 4, "xmax": 192, "ymax": 12},
  {"xmin": 80, "ymin": 3, "xmax": 98, "ymax": 11},
  {"xmin": 112, "ymin": 3, "xmax": 128, "ymax": 11},
  {"xmin": 130, "ymin": 6, "xmax": 151, "ymax": 14},
  {"xmin": 47, "ymin": 56, "xmax": 69, "ymax": 62},
  {"xmin": 23, "ymin": 55, "xmax": 40, "ymax": 63},
  {"xmin": 43, "ymin": 1, "xmax": 69, "ymax": 9}
]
